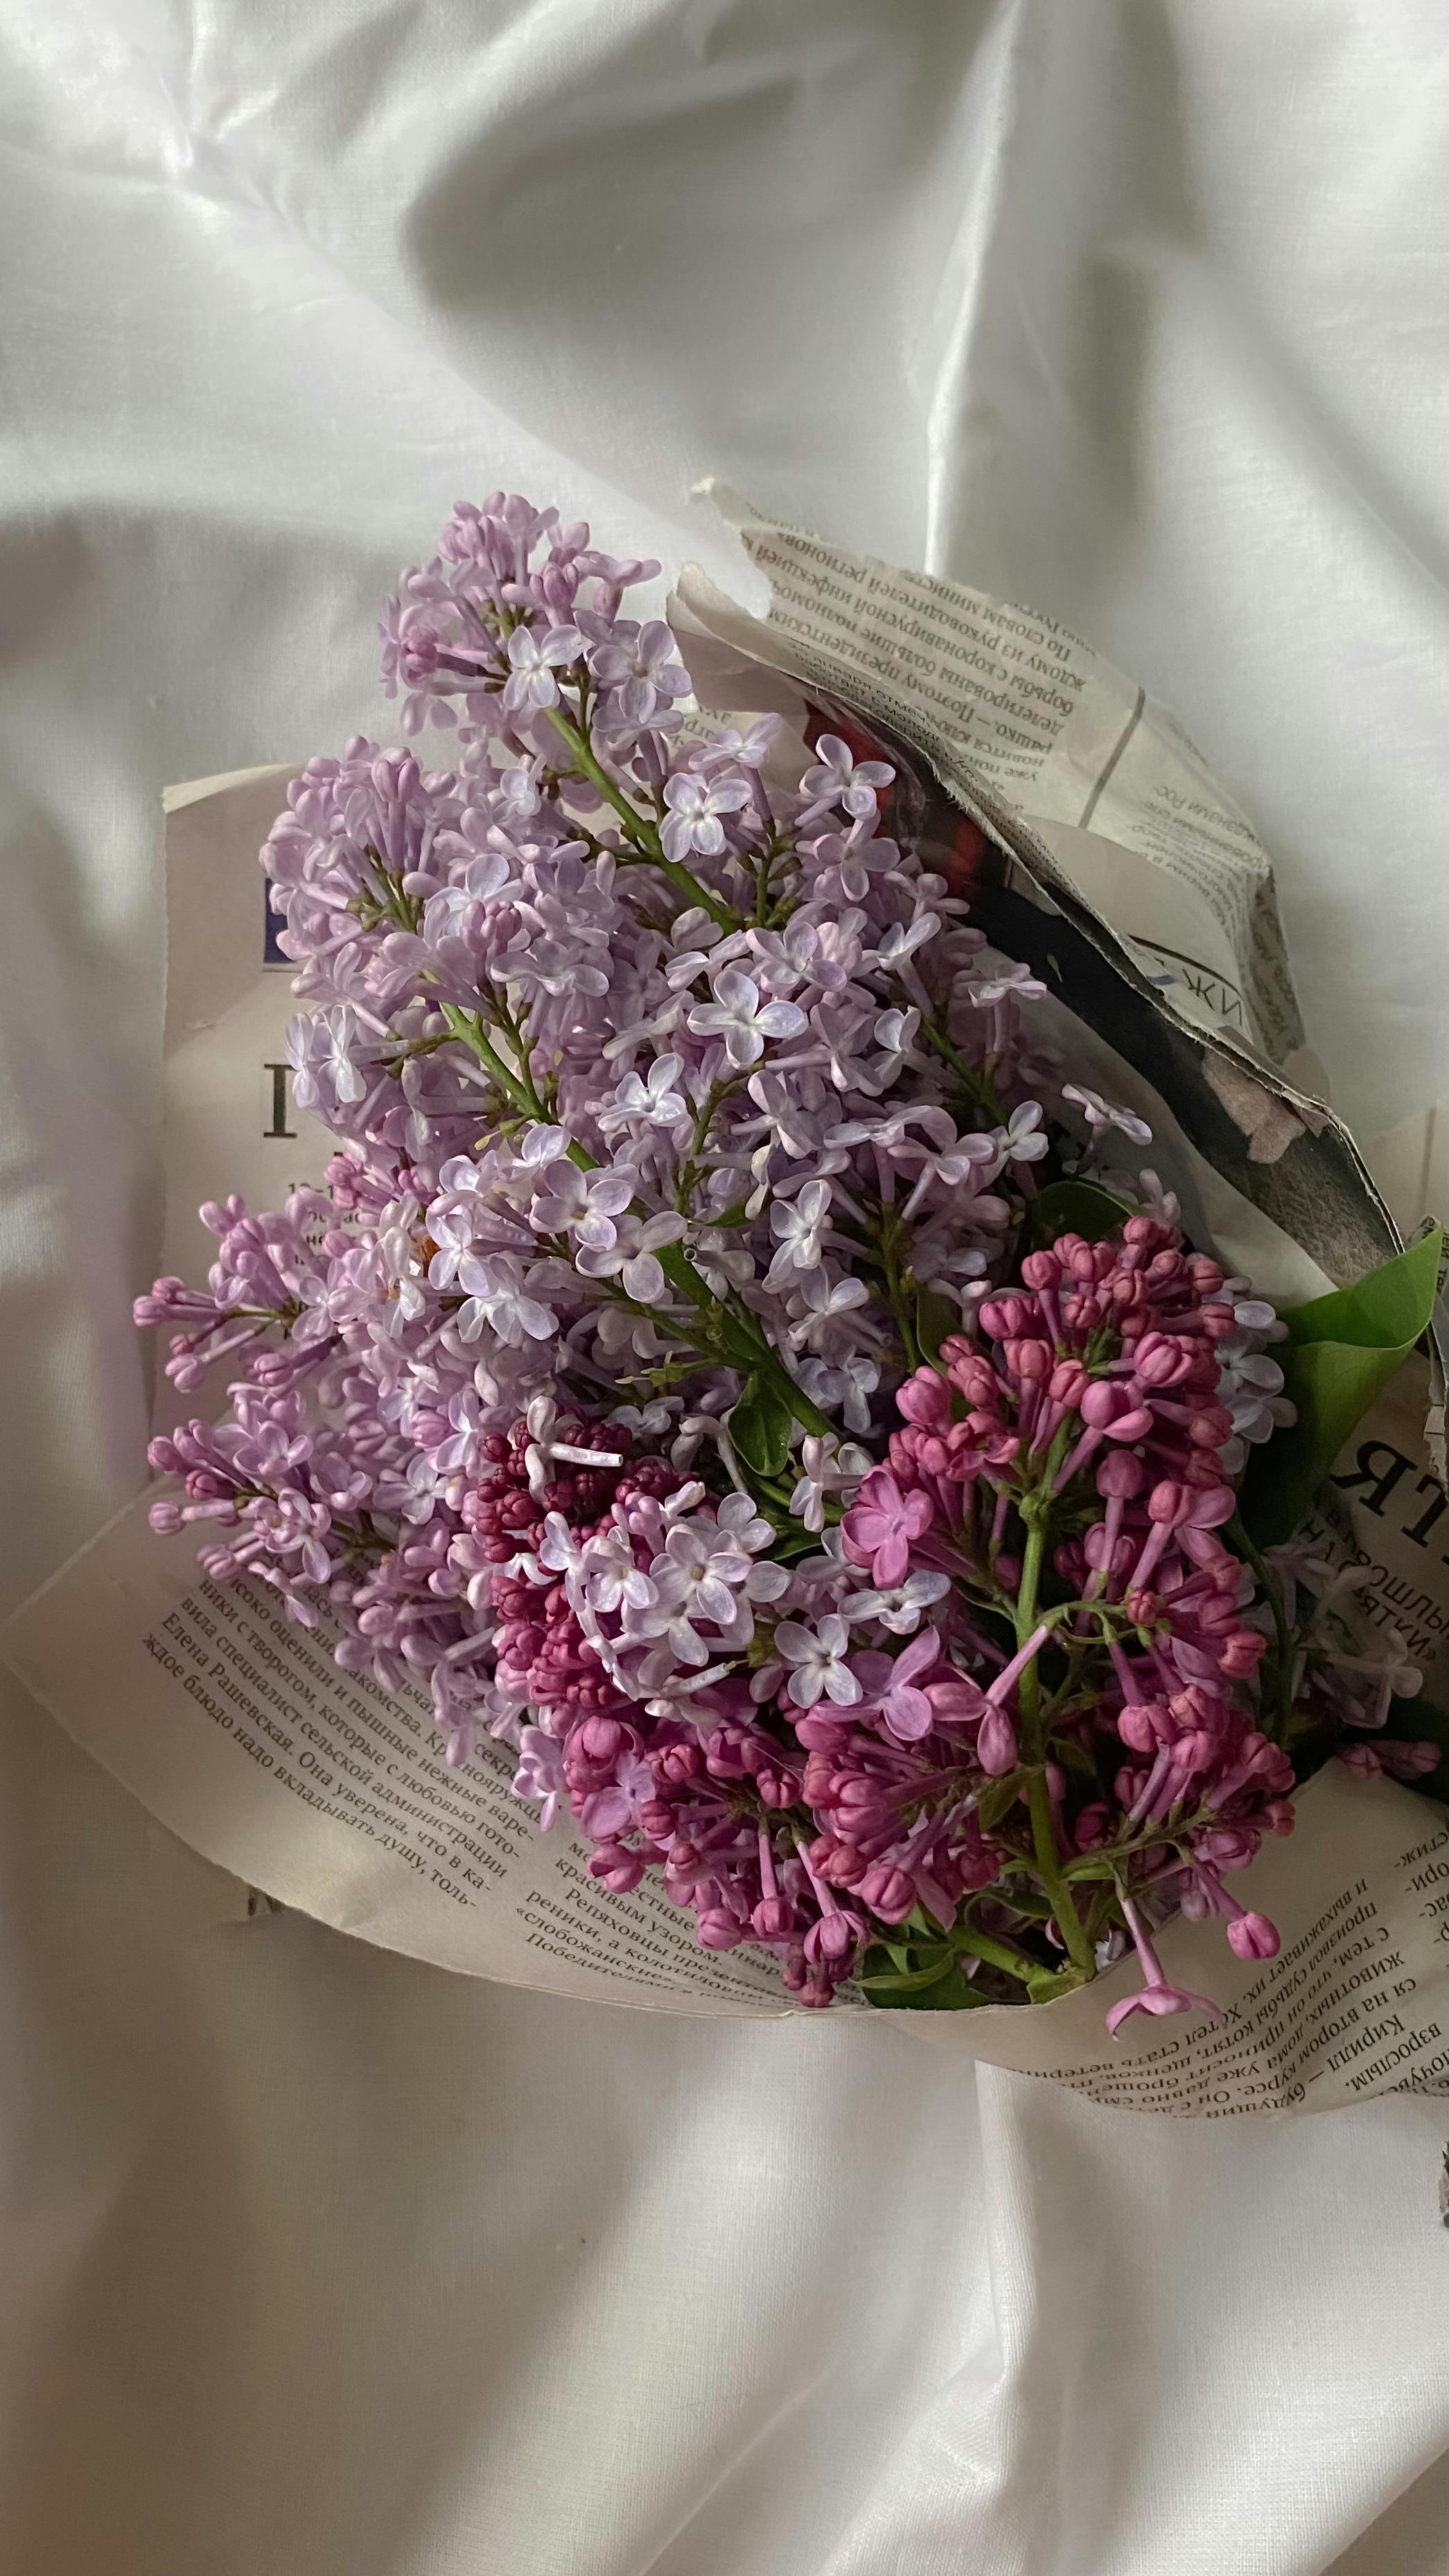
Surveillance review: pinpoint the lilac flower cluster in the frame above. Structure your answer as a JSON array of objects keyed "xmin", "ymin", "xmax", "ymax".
[{"xmin": 139, "ymin": 492, "xmax": 1432, "ymax": 2023}]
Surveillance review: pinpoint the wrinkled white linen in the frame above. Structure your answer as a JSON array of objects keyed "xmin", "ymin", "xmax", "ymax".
[{"xmin": 5, "ymin": 4, "xmax": 1449, "ymax": 2569}]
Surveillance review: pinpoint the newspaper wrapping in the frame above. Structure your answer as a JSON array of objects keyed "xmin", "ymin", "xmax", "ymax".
[{"xmin": 6, "ymin": 510, "xmax": 1449, "ymax": 2116}]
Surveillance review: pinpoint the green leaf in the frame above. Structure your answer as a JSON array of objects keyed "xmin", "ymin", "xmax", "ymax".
[
  {"xmin": 1026, "ymin": 1178, "xmax": 1134, "ymax": 1247},
  {"xmin": 1240, "ymin": 1229, "xmax": 1443, "ymax": 1546},
  {"xmin": 975, "ymin": 1773, "xmax": 1026, "ymax": 1832},
  {"xmin": 769, "ymin": 1523, "xmax": 829, "ymax": 1564},
  {"xmin": 913, "ymin": 1287, "xmax": 960, "ymax": 1366},
  {"xmin": 728, "ymin": 1375, "xmax": 795, "ymax": 1479},
  {"xmin": 892, "ymin": 1966, "xmax": 989, "ymax": 2011},
  {"xmin": 1052, "ymin": 1736, "xmax": 1099, "ymax": 1780},
  {"xmin": 989, "ymin": 1882, "xmax": 1052, "ymax": 1921},
  {"xmin": 1024, "ymin": 1960, "xmax": 1094, "ymax": 2004},
  {"xmin": 714, "ymin": 1311, "xmax": 774, "ymax": 1371},
  {"xmin": 859, "ymin": 1952, "xmax": 958, "ymax": 1996},
  {"xmin": 859, "ymin": 1952, "xmax": 987, "ymax": 2011}
]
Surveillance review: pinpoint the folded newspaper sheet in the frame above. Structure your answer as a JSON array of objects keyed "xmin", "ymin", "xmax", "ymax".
[{"xmin": 5, "ymin": 522, "xmax": 1449, "ymax": 2117}]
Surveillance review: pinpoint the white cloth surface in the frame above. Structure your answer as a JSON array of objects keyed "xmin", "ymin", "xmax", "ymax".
[{"xmin": 4, "ymin": 3, "xmax": 1449, "ymax": 2567}]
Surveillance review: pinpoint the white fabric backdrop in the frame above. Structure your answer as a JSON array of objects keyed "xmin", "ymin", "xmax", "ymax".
[{"xmin": 4, "ymin": 4, "xmax": 1449, "ymax": 2568}]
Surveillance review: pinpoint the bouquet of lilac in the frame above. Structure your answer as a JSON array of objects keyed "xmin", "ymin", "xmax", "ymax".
[{"xmin": 137, "ymin": 493, "xmax": 1441, "ymax": 2021}]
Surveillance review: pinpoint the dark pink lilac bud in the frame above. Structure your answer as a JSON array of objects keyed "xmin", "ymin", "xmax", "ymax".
[
  {"xmin": 1226, "ymin": 1909, "xmax": 1279, "ymax": 1961},
  {"xmin": 977, "ymin": 1708, "xmax": 1018, "ymax": 1775},
  {"xmin": 588, "ymin": 1843, "xmax": 646, "ymax": 1894},
  {"xmin": 857, "ymin": 1863, "xmax": 917, "ymax": 1920}
]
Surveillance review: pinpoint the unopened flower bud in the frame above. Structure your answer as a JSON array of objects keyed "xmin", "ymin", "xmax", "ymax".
[
  {"xmin": 1097, "ymin": 1449, "xmax": 1145, "ymax": 1499},
  {"xmin": 927, "ymin": 1672, "xmax": 986, "ymax": 1723},
  {"xmin": 1082, "ymin": 1526, "xmax": 1134, "ymax": 1576},
  {"xmin": 1117, "ymin": 1704, "xmax": 1160, "ymax": 1754},
  {"xmin": 587, "ymin": 1843, "xmax": 645, "ymax": 1894},
  {"xmin": 793, "ymin": 1711, "xmax": 854, "ymax": 1754},
  {"xmin": 1133, "ymin": 1334, "xmax": 1190, "ymax": 1387},
  {"xmin": 859, "ymin": 1863, "xmax": 916, "ymax": 1921},
  {"xmin": 651, "ymin": 1740, "xmax": 703, "ymax": 1787},
  {"xmin": 978, "ymin": 1298, "xmax": 1011, "ymax": 1340},
  {"xmin": 752, "ymin": 1896, "xmax": 795, "ymax": 1940},
  {"xmin": 1219, "ymin": 1630, "xmax": 1266, "ymax": 1677},
  {"xmin": 1193, "ymin": 1821, "xmax": 1254, "ymax": 1865},
  {"xmin": 1080, "ymin": 1378, "xmax": 1128, "ymax": 1429},
  {"xmin": 1108, "ymin": 1406, "xmax": 1154, "ymax": 1441},
  {"xmin": 805, "ymin": 1911, "xmax": 861, "ymax": 1965},
  {"xmin": 1227, "ymin": 1909, "xmax": 1279, "ymax": 1961},
  {"xmin": 977, "ymin": 1708, "xmax": 1017, "ymax": 1776},
  {"xmin": 832, "ymin": 1778, "xmax": 893, "ymax": 1835},
  {"xmin": 1382, "ymin": 1739, "xmax": 1441, "ymax": 1780},
  {"xmin": 1020, "ymin": 1251, "xmax": 1062, "ymax": 1291},
  {"xmin": 577, "ymin": 1712, "xmax": 629, "ymax": 1763}
]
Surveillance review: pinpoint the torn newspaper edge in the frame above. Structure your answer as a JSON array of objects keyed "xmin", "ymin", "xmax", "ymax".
[{"xmin": 6, "ymin": 523, "xmax": 1449, "ymax": 2113}]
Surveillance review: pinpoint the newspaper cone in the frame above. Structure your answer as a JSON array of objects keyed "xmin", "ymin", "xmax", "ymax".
[{"xmin": 7, "ymin": 518, "xmax": 1449, "ymax": 2117}]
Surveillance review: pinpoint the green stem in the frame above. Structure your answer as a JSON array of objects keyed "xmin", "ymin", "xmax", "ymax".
[
  {"xmin": 952, "ymin": 1923, "xmax": 1037, "ymax": 1986},
  {"xmin": 358, "ymin": 845, "xmax": 423, "ymax": 937},
  {"xmin": 674, "ymin": 1074, "xmax": 742, "ymax": 1215},
  {"xmin": 753, "ymin": 843, "xmax": 774, "ymax": 924},
  {"xmin": 1025, "ymin": 1772, "xmax": 1094, "ymax": 1974},
  {"xmin": 1015, "ymin": 1483, "xmax": 1095, "ymax": 1976},
  {"xmin": 917, "ymin": 1012, "xmax": 1006, "ymax": 1124},
  {"xmin": 1014, "ymin": 1517, "xmax": 1049, "ymax": 1741},
  {"xmin": 439, "ymin": 1003, "xmax": 546, "ymax": 1122},
  {"xmin": 545, "ymin": 709, "xmax": 740, "ymax": 931},
  {"xmin": 876, "ymin": 1208, "xmax": 922, "ymax": 1370}
]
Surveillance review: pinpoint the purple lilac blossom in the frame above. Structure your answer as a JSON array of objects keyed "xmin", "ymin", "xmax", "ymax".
[{"xmin": 137, "ymin": 491, "xmax": 1423, "ymax": 2020}]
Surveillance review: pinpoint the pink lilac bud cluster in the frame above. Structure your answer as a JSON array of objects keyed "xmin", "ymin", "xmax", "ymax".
[{"xmin": 137, "ymin": 490, "xmax": 1434, "ymax": 2024}]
